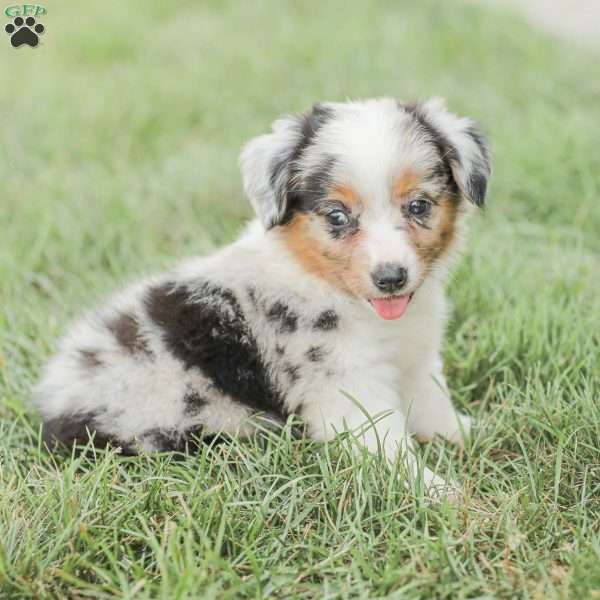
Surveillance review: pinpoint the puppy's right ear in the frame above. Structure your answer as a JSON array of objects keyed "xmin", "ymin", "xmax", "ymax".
[
  {"xmin": 240, "ymin": 104, "xmax": 334, "ymax": 229},
  {"xmin": 239, "ymin": 116, "xmax": 304, "ymax": 229}
]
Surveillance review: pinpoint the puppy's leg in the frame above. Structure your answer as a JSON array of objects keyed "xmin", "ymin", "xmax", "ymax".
[
  {"xmin": 303, "ymin": 386, "xmax": 452, "ymax": 497},
  {"xmin": 401, "ymin": 356, "xmax": 472, "ymax": 447}
]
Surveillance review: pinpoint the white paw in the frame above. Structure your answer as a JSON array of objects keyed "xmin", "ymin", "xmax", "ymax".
[
  {"xmin": 459, "ymin": 413, "xmax": 472, "ymax": 433},
  {"xmin": 446, "ymin": 413, "xmax": 473, "ymax": 447},
  {"xmin": 412, "ymin": 413, "xmax": 474, "ymax": 447},
  {"xmin": 421, "ymin": 468, "xmax": 460, "ymax": 501},
  {"xmin": 402, "ymin": 461, "xmax": 460, "ymax": 501}
]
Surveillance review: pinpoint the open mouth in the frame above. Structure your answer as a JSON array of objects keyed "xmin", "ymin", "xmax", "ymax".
[{"xmin": 368, "ymin": 293, "xmax": 414, "ymax": 320}]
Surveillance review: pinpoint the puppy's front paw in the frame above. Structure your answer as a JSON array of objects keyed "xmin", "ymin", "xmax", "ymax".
[
  {"xmin": 421, "ymin": 468, "xmax": 461, "ymax": 502},
  {"xmin": 446, "ymin": 413, "xmax": 473, "ymax": 447},
  {"xmin": 413, "ymin": 413, "xmax": 474, "ymax": 447}
]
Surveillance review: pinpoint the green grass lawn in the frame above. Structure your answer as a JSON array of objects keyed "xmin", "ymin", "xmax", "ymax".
[{"xmin": 1, "ymin": 1, "xmax": 599, "ymax": 597}]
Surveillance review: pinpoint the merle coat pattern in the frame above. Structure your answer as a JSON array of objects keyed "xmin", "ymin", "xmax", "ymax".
[{"xmin": 34, "ymin": 97, "xmax": 491, "ymax": 496}]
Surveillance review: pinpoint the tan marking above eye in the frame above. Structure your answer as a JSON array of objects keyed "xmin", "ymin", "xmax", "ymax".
[
  {"xmin": 393, "ymin": 170, "xmax": 421, "ymax": 200},
  {"xmin": 331, "ymin": 184, "xmax": 361, "ymax": 208}
]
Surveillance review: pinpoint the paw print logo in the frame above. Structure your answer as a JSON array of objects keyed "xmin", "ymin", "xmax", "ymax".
[{"xmin": 5, "ymin": 16, "xmax": 45, "ymax": 48}]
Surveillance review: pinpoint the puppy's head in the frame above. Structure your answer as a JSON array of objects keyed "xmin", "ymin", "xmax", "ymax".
[{"xmin": 240, "ymin": 97, "xmax": 491, "ymax": 320}]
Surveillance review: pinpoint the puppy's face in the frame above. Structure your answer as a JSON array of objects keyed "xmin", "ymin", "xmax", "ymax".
[{"xmin": 241, "ymin": 98, "xmax": 490, "ymax": 319}]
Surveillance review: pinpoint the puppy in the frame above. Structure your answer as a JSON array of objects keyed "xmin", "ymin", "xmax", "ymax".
[{"xmin": 33, "ymin": 97, "xmax": 491, "ymax": 495}]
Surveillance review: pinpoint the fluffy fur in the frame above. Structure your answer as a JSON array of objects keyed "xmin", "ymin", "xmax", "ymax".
[{"xmin": 33, "ymin": 97, "xmax": 491, "ymax": 496}]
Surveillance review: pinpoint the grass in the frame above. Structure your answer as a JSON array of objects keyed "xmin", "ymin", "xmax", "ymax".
[{"xmin": 1, "ymin": 0, "xmax": 599, "ymax": 597}]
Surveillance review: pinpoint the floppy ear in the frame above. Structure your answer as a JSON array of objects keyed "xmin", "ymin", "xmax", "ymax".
[
  {"xmin": 239, "ymin": 104, "xmax": 334, "ymax": 228},
  {"xmin": 239, "ymin": 115, "xmax": 303, "ymax": 228},
  {"xmin": 414, "ymin": 97, "xmax": 491, "ymax": 207}
]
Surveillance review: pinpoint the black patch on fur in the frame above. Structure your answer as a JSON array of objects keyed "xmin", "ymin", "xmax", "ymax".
[
  {"xmin": 283, "ymin": 155, "xmax": 337, "ymax": 225},
  {"xmin": 145, "ymin": 281, "xmax": 285, "ymax": 417},
  {"xmin": 428, "ymin": 161, "xmax": 449, "ymax": 184},
  {"xmin": 306, "ymin": 346, "xmax": 325, "ymax": 362},
  {"xmin": 464, "ymin": 125, "xmax": 491, "ymax": 207},
  {"xmin": 41, "ymin": 413, "xmax": 221, "ymax": 456},
  {"xmin": 78, "ymin": 349, "xmax": 103, "ymax": 369},
  {"xmin": 275, "ymin": 344, "xmax": 285, "ymax": 356},
  {"xmin": 107, "ymin": 312, "xmax": 153, "ymax": 357},
  {"xmin": 468, "ymin": 172, "xmax": 488, "ymax": 207},
  {"xmin": 268, "ymin": 150, "xmax": 295, "ymax": 226},
  {"xmin": 42, "ymin": 413, "xmax": 134, "ymax": 455},
  {"xmin": 296, "ymin": 155, "xmax": 337, "ymax": 206},
  {"xmin": 266, "ymin": 301, "xmax": 298, "ymax": 333},
  {"xmin": 284, "ymin": 362, "xmax": 301, "ymax": 384},
  {"xmin": 140, "ymin": 427, "xmax": 205, "ymax": 453},
  {"xmin": 183, "ymin": 387, "xmax": 208, "ymax": 417},
  {"xmin": 290, "ymin": 105, "xmax": 335, "ymax": 174},
  {"xmin": 466, "ymin": 126, "xmax": 490, "ymax": 163},
  {"xmin": 313, "ymin": 310, "xmax": 339, "ymax": 331},
  {"xmin": 402, "ymin": 102, "xmax": 460, "ymax": 198}
]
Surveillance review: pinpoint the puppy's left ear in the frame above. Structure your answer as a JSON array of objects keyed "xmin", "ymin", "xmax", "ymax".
[{"xmin": 416, "ymin": 97, "xmax": 491, "ymax": 207}]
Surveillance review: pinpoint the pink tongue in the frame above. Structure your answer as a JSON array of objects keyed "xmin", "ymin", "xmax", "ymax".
[{"xmin": 371, "ymin": 295, "xmax": 411, "ymax": 320}]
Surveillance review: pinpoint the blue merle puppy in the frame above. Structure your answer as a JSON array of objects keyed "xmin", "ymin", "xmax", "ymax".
[{"xmin": 33, "ymin": 97, "xmax": 491, "ymax": 496}]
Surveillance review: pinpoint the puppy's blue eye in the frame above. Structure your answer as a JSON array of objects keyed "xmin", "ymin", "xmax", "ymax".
[
  {"xmin": 408, "ymin": 198, "xmax": 431, "ymax": 218},
  {"xmin": 326, "ymin": 209, "xmax": 350, "ymax": 227}
]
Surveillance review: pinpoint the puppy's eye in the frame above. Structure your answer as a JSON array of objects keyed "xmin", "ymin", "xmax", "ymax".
[
  {"xmin": 326, "ymin": 209, "xmax": 350, "ymax": 227},
  {"xmin": 407, "ymin": 198, "xmax": 432, "ymax": 218}
]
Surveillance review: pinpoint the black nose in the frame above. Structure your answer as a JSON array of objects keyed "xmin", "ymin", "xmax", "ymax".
[{"xmin": 371, "ymin": 263, "xmax": 408, "ymax": 294}]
